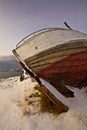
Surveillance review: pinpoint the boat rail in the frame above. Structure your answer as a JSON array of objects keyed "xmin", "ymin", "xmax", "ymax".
[{"xmin": 16, "ymin": 28, "xmax": 65, "ymax": 49}]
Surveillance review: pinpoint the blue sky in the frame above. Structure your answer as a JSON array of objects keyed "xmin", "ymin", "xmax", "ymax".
[{"xmin": 0, "ymin": 0, "xmax": 87, "ymax": 55}]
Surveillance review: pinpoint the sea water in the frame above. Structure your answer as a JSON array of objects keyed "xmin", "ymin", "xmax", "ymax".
[
  {"xmin": 0, "ymin": 70, "xmax": 22, "ymax": 79},
  {"xmin": 0, "ymin": 56, "xmax": 22, "ymax": 79}
]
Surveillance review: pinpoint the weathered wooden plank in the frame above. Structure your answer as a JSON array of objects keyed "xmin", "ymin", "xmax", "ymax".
[
  {"xmin": 25, "ymin": 44, "xmax": 87, "ymax": 72},
  {"xmin": 37, "ymin": 50, "xmax": 87, "ymax": 96},
  {"xmin": 25, "ymin": 40, "xmax": 87, "ymax": 62}
]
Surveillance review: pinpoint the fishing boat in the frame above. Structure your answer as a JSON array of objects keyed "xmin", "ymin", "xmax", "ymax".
[{"xmin": 13, "ymin": 26, "xmax": 87, "ymax": 111}]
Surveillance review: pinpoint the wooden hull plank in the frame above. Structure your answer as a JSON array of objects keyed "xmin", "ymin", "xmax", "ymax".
[
  {"xmin": 25, "ymin": 41, "xmax": 87, "ymax": 72},
  {"xmin": 37, "ymin": 50, "xmax": 87, "ymax": 96}
]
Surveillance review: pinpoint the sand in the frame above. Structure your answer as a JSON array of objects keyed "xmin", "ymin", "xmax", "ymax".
[{"xmin": 0, "ymin": 76, "xmax": 87, "ymax": 130}]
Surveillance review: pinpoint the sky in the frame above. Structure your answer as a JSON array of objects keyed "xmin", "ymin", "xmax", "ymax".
[{"xmin": 0, "ymin": 0, "xmax": 87, "ymax": 55}]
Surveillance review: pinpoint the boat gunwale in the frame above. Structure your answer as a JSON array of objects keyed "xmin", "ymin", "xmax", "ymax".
[
  {"xmin": 16, "ymin": 28, "xmax": 65, "ymax": 49},
  {"xmin": 16, "ymin": 28, "xmax": 86, "ymax": 49}
]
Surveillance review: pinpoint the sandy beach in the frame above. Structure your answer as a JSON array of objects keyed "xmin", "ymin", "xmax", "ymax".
[{"xmin": 0, "ymin": 76, "xmax": 87, "ymax": 130}]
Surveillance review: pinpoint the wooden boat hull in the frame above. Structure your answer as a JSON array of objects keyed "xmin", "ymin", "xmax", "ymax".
[
  {"xmin": 14, "ymin": 28, "xmax": 87, "ymax": 73},
  {"xmin": 13, "ymin": 28, "xmax": 87, "ymax": 96},
  {"xmin": 25, "ymin": 40, "xmax": 87, "ymax": 73},
  {"xmin": 13, "ymin": 28, "xmax": 87, "ymax": 110},
  {"xmin": 37, "ymin": 50, "xmax": 87, "ymax": 96}
]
